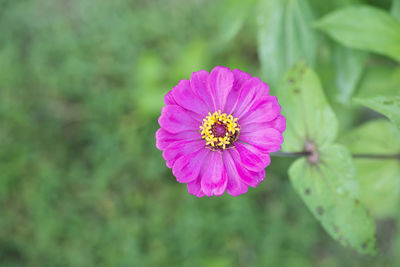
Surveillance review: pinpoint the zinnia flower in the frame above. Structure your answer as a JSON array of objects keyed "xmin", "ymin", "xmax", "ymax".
[{"xmin": 156, "ymin": 66, "xmax": 285, "ymax": 197}]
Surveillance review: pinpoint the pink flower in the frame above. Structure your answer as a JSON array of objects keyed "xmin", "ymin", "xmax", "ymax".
[{"xmin": 156, "ymin": 66, "xmax": 285, "ymax": 197}]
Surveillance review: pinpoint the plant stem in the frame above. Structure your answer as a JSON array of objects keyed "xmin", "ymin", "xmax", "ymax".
[
  {"xmin": 270, "ymin": 151, "xmax": 311, "ymax": 157},
  {"xmin": 352, "ymin": 153, "xmax": 400, "ymax": 160},
  {"xmin": 271, "ymin": 151, "xmax": 400, "ymax": 160}
]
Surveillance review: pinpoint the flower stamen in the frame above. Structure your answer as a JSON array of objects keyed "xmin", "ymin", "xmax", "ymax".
[{"xmin": 200, "ymin": 110, "xmax": 240, "ymax": 150}]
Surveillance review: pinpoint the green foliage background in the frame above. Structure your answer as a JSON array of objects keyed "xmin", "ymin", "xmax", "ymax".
[{"xmin": 0, "ymin": 0, "xmax": 399, "ymax": 266}]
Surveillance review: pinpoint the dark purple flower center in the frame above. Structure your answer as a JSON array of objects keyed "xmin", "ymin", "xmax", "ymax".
[{"xmin": 212, "ymin": 123, "xmax": 227, "ymax": 137}]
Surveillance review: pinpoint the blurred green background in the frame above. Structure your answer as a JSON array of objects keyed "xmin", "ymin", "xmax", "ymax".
[{"xmin": 0, "ymin": 0, "xmax": 398, "ymax": 266}]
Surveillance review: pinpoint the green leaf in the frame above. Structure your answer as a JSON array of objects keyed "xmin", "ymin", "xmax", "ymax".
[
  {"xmin": 281, "ymin": 63, "xmax": 377, "ymax": 253},
  {"xmin": 289, "ymin": 144, "xmax": 376, "ymax": 254},
  {"xmin": 316, "ymin": 5, "xmax": 400, "ymax": 62},
  {"xmin": 356, "ymin": 66, "xmax": 400, "ymax": 98},
  {"xmin": 332, "ymin": 45, "xmax": 367, "ymax": 104},
  {"xmin": 341, "ymin": 119, "xmax": 400, "ymax": 218},
  {"xmin": 216, "ymin": 0, "xmax": 255, "ymax": 44},
  {"xmin": 308, "ymin": 0, "xmax": 362, "ymax": 16},
  {"xmin": 278, "ymin": 63, "xmax": 338, "ymax": 151},
  {"xmin": 354, "ymin": 96, "xmax": 400, "ymax": 131},
  {"xmin": 392, "ymin": 0, "xmax": 400, "ymax": 22},
  {"xmin": 258, "ymin": 0, "xmax": 317, "ymax": 87}
]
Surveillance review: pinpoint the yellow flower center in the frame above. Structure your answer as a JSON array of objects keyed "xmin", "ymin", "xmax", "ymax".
[{"xmin": 200, "ymin": 110, "xmax": 240, "ymax": 150}]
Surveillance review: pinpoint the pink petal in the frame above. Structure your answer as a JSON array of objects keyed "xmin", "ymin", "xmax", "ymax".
[
  {"xmin": 155, "ymin": 128, "xmax": 201, "ymax": 151},
  {"xmin": 224, "ymin": 69, "xmax": 252, "ymax": 115},
  {"xmin": 239, "ymin": 96, "xmax": 281, "ymax": 125},
  {"xmin": 158, "ymin": 105, "xmax": 200, "ymax": 134},
  {"xmin": 267, "ymin": 115, "xmax": 286, "ymax": 133},
  {"xmin": 164, "ymin": 90, "xmax": 177, "ymax": 105},
  {"xmin": 162, "ymin": 140, "xmax": 204, "ymax": 168},
  {"xmin": 190, "ymin": 70, "xmax": 214, "ymax": 112},
  {"xmin": 228, "ymin": 148, "xmax": 263, "ymax": 187},
  {"xmin": 231, "ymin": 77, "xmax": 270, "ymax": 118},
  {"xmin": 187, "ymin": 177, "xmax": 205, "ymax": 198},
  {"xmin": 173, "ymin": 148, "xmax": 209, "ymax": 183},
  {"xmin": 240, "ymin": 115, "xmax": 286, "ymax": 134},
  {"xmin": 208, "ymin": 66, "xmax": 234, "ymax": 111},
  {"xmin": 235, "ymin": 142, "xmax": 271, "ymax": 172},
  {"xmin": 201, "ymin": 152, "xmax": 228, "ymax": 196},
  {"xmin": 239, "ymin": 128, "xmax": 283, "ymax": 153},
  {"xmin": 223, "ymin": 150, "xmax": 249, "ymax": 196},
  {"xmin": 171, "ymin": 79, "xmax": 209, "ymax": 118}
]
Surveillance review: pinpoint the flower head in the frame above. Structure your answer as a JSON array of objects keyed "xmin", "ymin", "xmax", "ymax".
[{"xmin": 156, "ymin": 66, "xmax": 285, "ymax": 197}]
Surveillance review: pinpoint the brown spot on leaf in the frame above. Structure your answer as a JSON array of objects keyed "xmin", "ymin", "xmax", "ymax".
[
  {"xmin": 305, "ymin": 188, "xmax": 311, "ymax": 195},
  {"xmin": 333, "ymin": 225, "xmax": 339, "ymax": 234},
  {"xmin": 293, "ymin": 88, "xmax": 300, "ymax": 94},
  {"xmin": 317, "ymin": 206, "xmax": 324, "ymax": 216},
  {"xmin": 362, "ymin": 243, "xmax": 367, "ymax": 250}
]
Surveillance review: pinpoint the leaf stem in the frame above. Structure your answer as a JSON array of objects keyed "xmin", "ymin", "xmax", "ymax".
[{"xmin": 271, "ymin": 152, "xmax": 400, "ymax": 160}]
